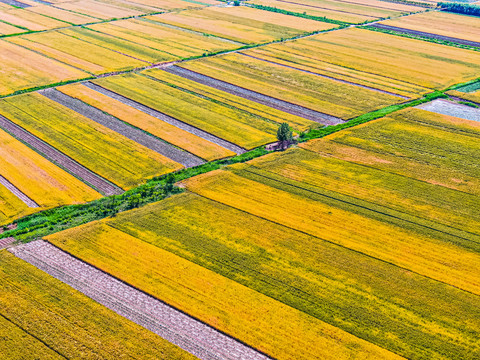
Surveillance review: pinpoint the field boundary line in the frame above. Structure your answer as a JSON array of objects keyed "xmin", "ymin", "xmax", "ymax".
[
  {"xmin": 0, "ymin": 114, "xmax": 122, "ymax": 196},
  {"xmin": 39, "ymin": 88, "xmax": 206, "ymax": 168},
  {"xmin": 9, "ymin": 240, "xmax": 275, "ymax": 360},
  {"xmin": 0, "ymin": 174, "xmax": 39, "ymax": 208},
  {"xmin": 188, "ymin": 192, "xmax": 480, "ymax": 298},
  {"xmin": 239, "ymin": 52, "xmax": 410, "ymax": 99},
  {"xmin": 165, "ymin": 65, "xmax": 344, "ymax": 125},
  {"xmin": 83, "ymin": 81, "xmax": 247, "ymax": 155}
]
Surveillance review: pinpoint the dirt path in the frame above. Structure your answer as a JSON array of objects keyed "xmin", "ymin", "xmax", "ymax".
[
  {"xmin": 40, "ymin": 89, "xmax": 205, "ymax": 168},
  {"xmin": 165, "ymin": 66, "xmax": 344, "ymax": 125},
  {"xmin": 416, "ymin": 99, "xmax": 480, "ymax": 122},
  {"xmin": 369, "ymin": 24, "xmax": 480, "ymax": 48},
  {"xmin": 9, "ymin": 240, "xmax": 272, "ymax": 360},
  {"xmin": 0, "ymin": 174, "xmax": 38, "ymax": 208},
  {"xmin": 240, "ymin": 53, "xmax": 409, "ymax": 99},
  {"xmin": 0, "ymin": 114, "xmax": 122, "ymax": 196},
  {"xmin": 83, "ymin": 82, "xmax": 247, "ymax": 155}
]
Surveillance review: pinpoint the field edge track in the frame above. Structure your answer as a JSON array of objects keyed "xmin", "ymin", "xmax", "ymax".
[
  {"xmin": 9, "ymin": 240, "xmax": 273, "ymax": 360},
  {"xmin": 0, "ymin": 174, "xmax": 39, "ymax": 208}
]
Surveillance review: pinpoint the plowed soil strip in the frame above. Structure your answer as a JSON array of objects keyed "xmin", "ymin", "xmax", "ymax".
[
  {"xmin": 369, "ymin": 24, "xmax": 480, "ymax": 48},
  {"xmin": 0, "ymin": 237, "xmax": 15, "ymax": 249},
  {"xmin": 165, "ymin": 66, "xmax": 344, "ymax": 125},
  {"xmin": 40, "ymin": 89, "xmax": 205, "ymax": 168},
  {"xmin": 0, "ymin": 114, "xmax": 121, "ymax": 196},
  {"xmin": 0, "ymin": 174, "xmax": 38, "ymax": 208},
  {"xmin": 0, "ymin": 0, "xmax": 30, "ymax": 8},
  {"xmin": 84, "ymin": 81, "xmax": 247, "ymax": 155},
  {"xmin": 240, "ymin": 53, "xmax": 409, "ymax": 99},
  {"xmin": 10, "ymin": 240, "xmax": 271, "ymax": 360},
  {"xmin": 416, "ymin": 99, "xmax": 480, "ymax": 122}
]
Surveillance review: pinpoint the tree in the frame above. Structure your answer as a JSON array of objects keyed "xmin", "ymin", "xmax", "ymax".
[{"xmin": 276, "ymin": 122, "xmax": 293, "ymax": 150}]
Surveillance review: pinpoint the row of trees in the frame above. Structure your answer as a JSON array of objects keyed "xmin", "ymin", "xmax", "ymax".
[{"xmin": 438, "ymin": 2, "xmax": 480, "ymax": 16}]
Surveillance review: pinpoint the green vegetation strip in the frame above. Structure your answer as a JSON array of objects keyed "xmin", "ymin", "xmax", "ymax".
[
  {"xmin": 438, "ymin": 2, "xmax": 480, "ymax": 16},
  {"xmin": 0, "ymin": 91, "xmax": 446, "ymax": 243}
]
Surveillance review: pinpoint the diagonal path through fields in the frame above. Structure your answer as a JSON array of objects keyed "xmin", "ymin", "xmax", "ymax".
[
  {"xmin": 40, "ymin": 88, "xmax": 205, "ymax": 168},
  {"xmin": 0, "ymin": 114, "xmax": 122, "ymax": 196},
  {"xmin": 9, "ymin": 240, "xmax": 272, "ymax": 360},
  {"xmin": 0, "ymin": 174, "xmax": 38, "ymax": 208},
  {"xmin": 165, "ymin": 66, "xmax": 344, "ymax": 125},
  {"xmin": 83, "ymin": 81, "xmax": 247, "ymax": 155}
]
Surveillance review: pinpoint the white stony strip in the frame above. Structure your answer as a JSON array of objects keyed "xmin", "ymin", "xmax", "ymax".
[
  {"xmin": 0, "ymin": 174, "xmax": 38, "ymax": 208},
  {"xmin": 417, "ymin": 99, "xmax": 480, "ymax": 122},
  {"xmin": 9, "ymin": 240, "xmax": 271, "ymax": 360}
]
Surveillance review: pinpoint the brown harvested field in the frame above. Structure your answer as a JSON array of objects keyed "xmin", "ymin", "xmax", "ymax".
[
  {"xmin": 26, "ymin": 5, "xmax": 98, "ymax": 24},
  {"xmin": 55, "ymin": 0, "xmax": 144, "ymax": 20},
  {"xmin": 378, "ymin": 11, "xmax": 480, "ymax": 44},
  {"xmin": 0, "ymin": 7, "xmax": 67, "ymax": 30},
  {"xmin": 0, "ymin": 21, "xmax": 23, "ymax": 35}
]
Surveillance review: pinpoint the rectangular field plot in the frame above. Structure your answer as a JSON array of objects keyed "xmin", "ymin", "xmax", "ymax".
[
  {"xmin": 145, "ymin": 6, "xmax": 336, "ymax": 44},
  {"xmin": 54, "ymin": 0, "xmax": 145, "ymax": 20},
  {"xmin": 25, "ymin": 5, "xmax": 99, "ymax": 25},
  {"xmin": 47, "ymin": 207, "xmax": 404, "ymax": 360},
  {"xmin": 48, "ymin": 189, "xmax": 480, "ymax": 360},
  {"xmin": 250, "ymin": 0, "xmax": 426, "ymax": 23},
  {"xmin": 57, "ymin": 83, "xmax": 235, "ymax": 161},
  {"xmin": 179, "ymin": 52, "xmax": 406, "ymax": 120},
  {"xmin": 0, "ymin": 93, "xmax": 182, "ymax": 189},
  {"xmin": 0, "ymin": 40, "xmax": 88, "ymax": 96},
  {"xmin": 93, "ymin": 73, "xmax": 281, "ymax": 149},
  {"xmin": 0, "ymin": 127, "xmax": 101, "ymax": 225},
  {"xmin": 0, "ymin": 250, "xmax": 195, "ymax": 360},
  {"xmin": 0, "ymin": 7, "xmax": 67, "ymax": 31},
  {"xmin": 241, "ymin": 28, "xmax": 480, "ymax": 96},
  {"xmin": 7, "ymin": 30, "xmax": 150, "ymax": 75},
  {"xmin": 86, "ymin": 18, "xmax": 238, "ymax": 59},
  {"xmin": 378, "ymin": 11, "xmax": 480, "ymax": 43},
  {"xmin": 0, "ymin": 21, "xmax": 23, "ymax": 35},
  {"xmin": 448, "ymin": 89, "xmax": 480, "ymax": 104}
]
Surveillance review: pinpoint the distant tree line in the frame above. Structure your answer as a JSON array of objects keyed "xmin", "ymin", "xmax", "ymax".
[{"xmin": 437, "ymin": 2, "xmax": 480, "ymax": 16}]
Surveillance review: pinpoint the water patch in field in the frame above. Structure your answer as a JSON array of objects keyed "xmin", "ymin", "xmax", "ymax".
[{"xmin": 416, "ymin": 99, "xmax": 480, "ymax": 122}]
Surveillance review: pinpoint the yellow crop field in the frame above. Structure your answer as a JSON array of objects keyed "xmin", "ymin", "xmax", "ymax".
[
  {"xmin": 447, "ymin": 89, "xmax": 480, "ymax": 104},
  {"xmin": 144, "ymin": 68, "xmax": 318, "ymax": 132},
  {"xmin": 264, "ymin": 28, "xmax": 480, "ymax": 90},
  {"xmin": 0, "ymin": 21, "xmax": 23, "ymax": 36},
  {"xmin": 0, "ymin": 126, "xmax": 101, "ymax": 211},
  {"xmin": 0, "ymin": 185, "xmax": 34, "ymax": 226},
  {"xmin": 184, "ymin": 167, "xmax": 480, "ymax": 296},
  {"xmin": 0, "ymin": 250, "xmax": 196, "ymax": 360},
  {"xmin": 146, "ymin": 6, "xmax": 336, "ymax": 44},
  {"xmin": 26, "ymin": 5, "xmax": 98, "ymax": 25},
  {"xmin": 48, "ymin": 192, "xmax": 480, "ymax": 359},
  {"xmin": 0, "ymin": 40, "xmax": 88, "ymax": 96},
  {"xmin": 58, "ymin": 83, "xmax": 235, "ymax": 161},
  {"xmin": 56, "ymin": 0, "xmax": 143, "ymax": 20},
  {"xmin": 7, "ymin": 30, "xmax": 148, "ymax": 75},
  {"xmin": 380, "ymin": 11, "xmax": 480, "ymax": 43},
  {"xmin": 302, "ymin": 108, "xmax": 480, "ymax": 196},
  {"xmin": 0, "ymin": 8, "xmax": 66, "ymax": 31},
  {"xmin": 87, "ymin": 18, "xmax": 238, "ymax": 59},
  {"xmin": 95, "ymin": 73, "xmax": 279, "ymax": 149},
  {"xmin": 180, "ymin": 52, "xmax": 405, "ymax": 119},
  {"xmin": 47, "ymin": 214, "xmax": 405, "ymax": 360},
  {"xmin": 0, "ymin": 93, "xmax": 182, "ymax": 189}
]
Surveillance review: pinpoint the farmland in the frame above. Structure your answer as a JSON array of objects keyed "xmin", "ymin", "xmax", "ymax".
[
  {"xmin": 0, "ymin": 93, "xmax": 182, "ymax": 189},
  {"xmin": 1, "ymin": 1, "xmax": 480, "ymax": 359},
  {"xmin": 0, "ymin": 250, "xmax": 196, "ymax": 360},
  {"xmin": 146, "ymin": 6, "xmax": 337, "ymax": 44},
  {"xmin": 250, "ymin": 0, "xmax": 426, "ymax": 23}
]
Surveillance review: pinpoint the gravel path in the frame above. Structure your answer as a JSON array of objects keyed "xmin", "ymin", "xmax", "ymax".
[
  {"xmin": 165, "ymin": 66, "xmax": 344, "ymax": 125},
  {"xmin": 10, "ymin": 240, "xmax": 272, "ymax": 360},
  {"xmin": 416, "ymin": 99, "xmax": 480, "ymax": 122},
  {"xmin": 0, "ymin": 237, "xmax": 15, "ymax": 249},
  {"xmin": 83, "ymin": 82, "xmax": 246, "ymax": 155},
  {"xmin": 370, "ymin": 24, "xmax": 480, "ymax": 48},
  {"xmin": 40, "ymin": 89, "xmax": 205, "ymax": 168},
  {"xmin": 0, "ymin": 114, "xmax": 122, "ymax": 196},
  {"xmin": 0, "ymin": 174, "xmax": 38, "ymax": 208},
  {"xmin": 240, "ymin": 53, "xmax": 409, "ymax": 99},
  {"xmin": 0, "ymin": 0, "xmax": 30, "ymax": 8}
]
